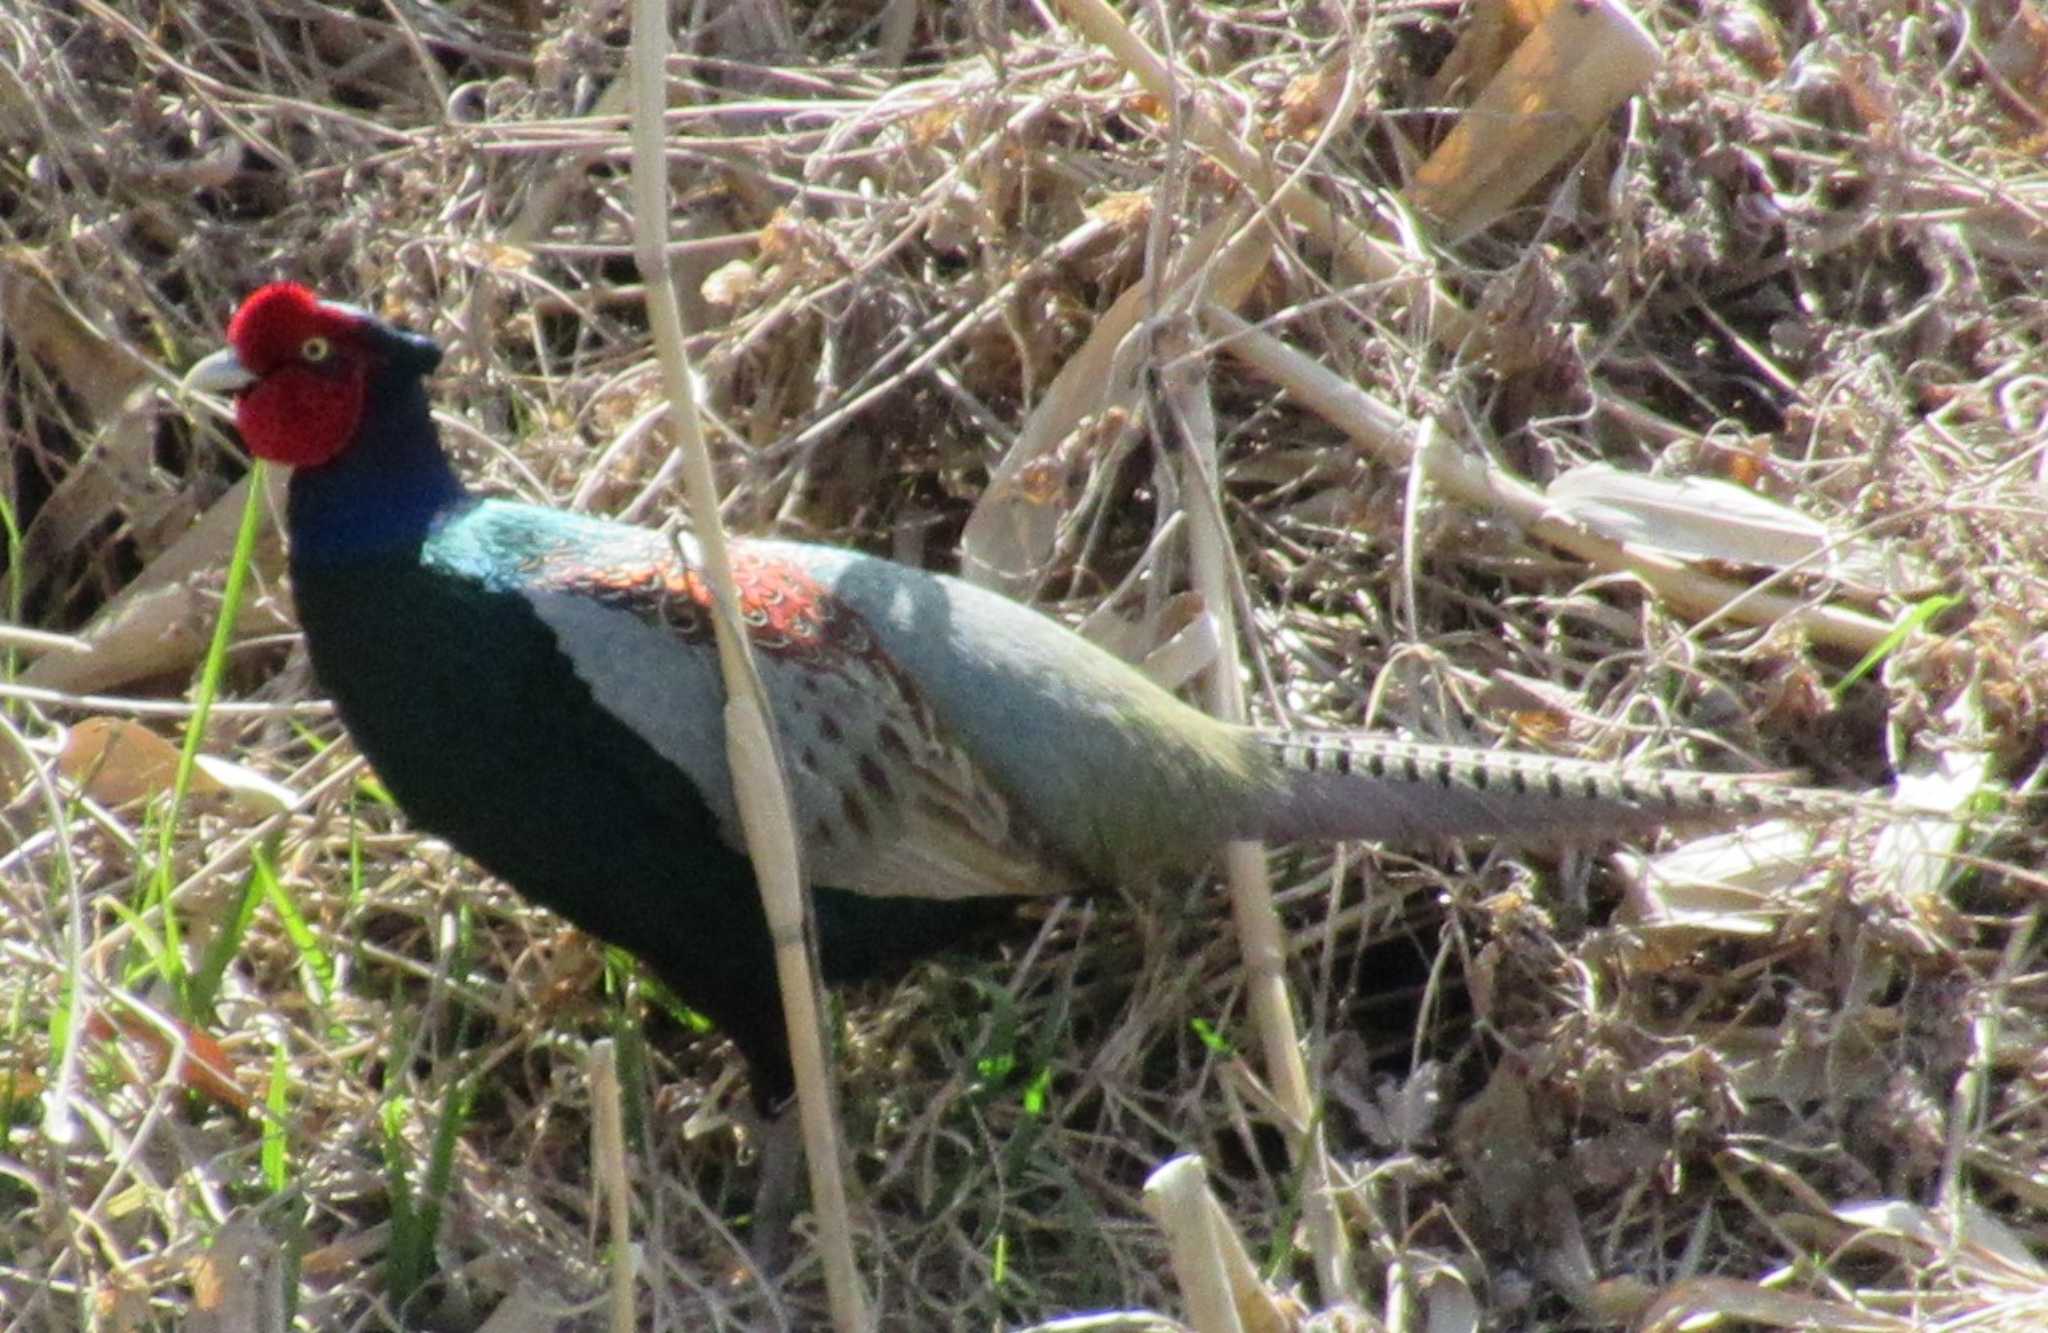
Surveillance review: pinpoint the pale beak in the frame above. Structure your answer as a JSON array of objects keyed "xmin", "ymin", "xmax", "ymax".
[{"xmin": 182, "ymin": 347, "xmax": 257, "ymax": 395}]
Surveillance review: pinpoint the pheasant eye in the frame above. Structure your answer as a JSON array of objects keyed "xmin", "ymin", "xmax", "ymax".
[{"xmin": 301, "ymin": 336, "xmax": 332, "ymax": 363}]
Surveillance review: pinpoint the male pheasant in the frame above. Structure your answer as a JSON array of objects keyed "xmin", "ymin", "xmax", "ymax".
[{"xmin": 184, "ymin": 283, "xmax": 1855, "ymax": 1113}]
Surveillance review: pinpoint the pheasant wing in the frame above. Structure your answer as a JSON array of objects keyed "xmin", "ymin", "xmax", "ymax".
[{"xmin": 522, "ymin": 536, "xmax": 1082, "ymax": 901}]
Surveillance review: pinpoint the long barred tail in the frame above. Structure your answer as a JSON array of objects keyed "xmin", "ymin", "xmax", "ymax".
[{"xmin": 1244, "ymin": 730, "xmax": 1866, "ymax": 848}]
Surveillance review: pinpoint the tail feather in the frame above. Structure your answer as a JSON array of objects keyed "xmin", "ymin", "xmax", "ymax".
[{"xmin": 1244, "ymin": 731, "xmax": 1862, "ymax": 847}]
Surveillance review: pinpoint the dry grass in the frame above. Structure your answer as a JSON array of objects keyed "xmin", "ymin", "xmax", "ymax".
[{"xmin": 4, "ymin": 0, "xmax": 2047, "ymax": 1329}]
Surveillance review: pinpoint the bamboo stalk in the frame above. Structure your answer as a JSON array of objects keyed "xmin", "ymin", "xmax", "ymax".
[
  {"xmin": 586, "ymin": 1039, "xmax": 637, "ymax": 1333},
  {"xmin": 627, "ymin": 4, "xmax": 867, "ymax": 1328},
  {"xmin": 1159, "ymin": 319, "xmax": 1353, "ymax": 1306}
]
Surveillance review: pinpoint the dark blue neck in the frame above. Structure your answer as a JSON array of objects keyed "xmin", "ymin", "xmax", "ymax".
[{"xmin": 286, "ymin": 365, "xmax": 469, "ymax": 569}]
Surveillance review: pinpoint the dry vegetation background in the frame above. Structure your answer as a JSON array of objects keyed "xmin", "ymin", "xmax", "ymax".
[{"xmin": 3, "ymin": 0, "xmax": 2048, "ymax": 1329}]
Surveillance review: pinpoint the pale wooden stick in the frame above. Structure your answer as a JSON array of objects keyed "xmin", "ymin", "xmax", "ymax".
[
  {"xmin": 1158, "ymin": 318, "xmax": 1353, "ymax": 1306},
  {"xmin": 1409, "ymin": 0, "xmax": 1661, "ymax": 240},
  {"xmin": 586, "ymin": 1039, "xmax": 637, "ymax": 1333},
  {"xmin": 1143, "ymin": 1155, "xmax": 1295, "ymax": 1333},
  {"xmin": 627, "ymin": 4, "xmax": 868, "ymax": 1329}
]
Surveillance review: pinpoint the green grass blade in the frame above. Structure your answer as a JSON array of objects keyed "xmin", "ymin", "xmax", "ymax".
[
  {"xmin": 145, "ymin": 463, "xmax": 272, "ymax": 1010},
  {"xmin": 262, "ymin": 1041, "xmax": 291, "ymax": 1195},
  {"xmin": 0, "ymin": 492, "xmax": 23, "ymax": 686},
  {"xmin": 1832, "ymin": 593, "xmax": 1960, "ymax": 699},
  {"xmin": 382, "ymin": 1076, "xmax": 474, "ymax": 1311},
  {"xmin": 189, "ymin": 860, "xmax": 268, "ymax": 1023},
  {"xmin": 382, "ymin": 1094, "xmax": 423, "ymax": 1302},
  {"xmin": 258, "ymin": 843, "xmax": 335, "ymax": 1007}
]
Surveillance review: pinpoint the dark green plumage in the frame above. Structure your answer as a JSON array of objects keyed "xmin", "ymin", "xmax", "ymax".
[{"xmin": 295, "ymin": 541, "xmax": 1015, "ymax": 1109}]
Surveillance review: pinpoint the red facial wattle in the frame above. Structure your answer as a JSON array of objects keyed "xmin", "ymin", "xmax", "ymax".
[
  {"xmin": 218, "ymin": 282, "xmax": 372, "ymax": 468},
  {"xmin": 235, "ymin": 360, "xmax": 366, "ymax": 467}
]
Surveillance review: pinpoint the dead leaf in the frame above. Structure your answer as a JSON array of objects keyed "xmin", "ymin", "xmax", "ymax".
[
  {"xmin": 0, "ymin": 249, "xmax": 149, "ymax": 422},
  {"xmin": 59, "ymin": 718, "xmax": 227, "ymax": 807},
  {"xmin": 86, "ymin": 1006, "xmax": 254, "ymax": 1114},
  {"xmin": 21, "ymin": 470, "xmax": 292, "ymax": 697}
]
